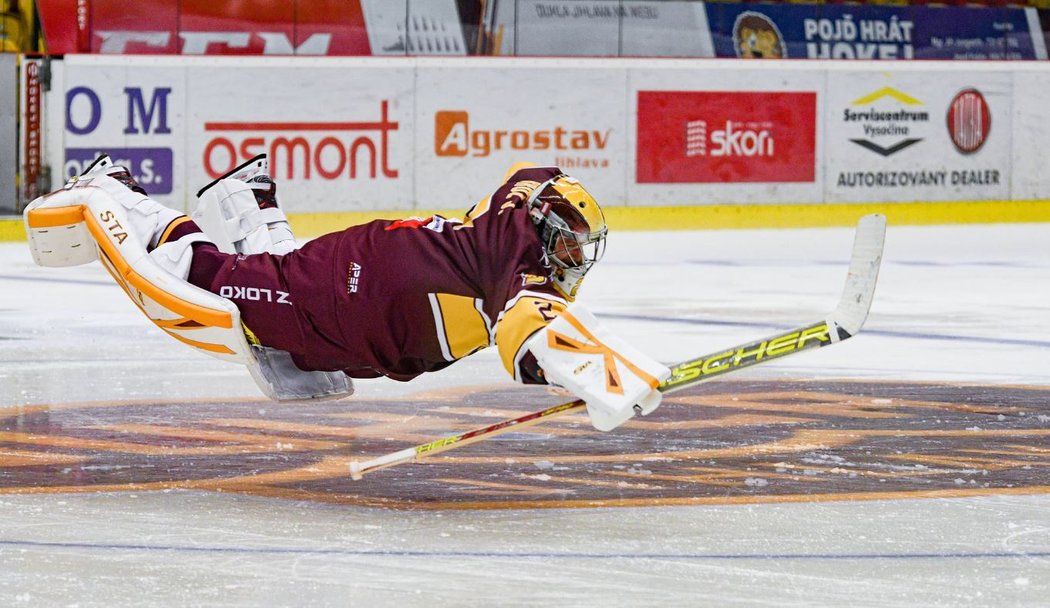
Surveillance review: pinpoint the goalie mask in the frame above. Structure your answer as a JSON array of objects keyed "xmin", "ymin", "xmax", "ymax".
[{"xmin": 527, "ymin": 175, "xmax": 608, "ymax": 299}]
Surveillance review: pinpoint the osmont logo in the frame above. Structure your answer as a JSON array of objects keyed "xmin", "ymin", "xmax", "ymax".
[
  {"xmin": 202, "ymin": 100, "xmax": 399, "ymax": 181},
  {"xmin": 685, "ymin": 119, "xmax": 774, "ymax": 158},
  {"xmin": 435, "ymin": 111, "xmax": 611, "ymax": 168},
  {"xmin": 947, "ymin": 89, "xmax": 990, "ymax": 155},
  {"xmin": 844, "ymin": 87, "xmax": 929, "ymax": 157}
]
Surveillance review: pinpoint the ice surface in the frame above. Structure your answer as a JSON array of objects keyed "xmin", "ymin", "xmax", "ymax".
[{"xmin": 0, "ymin": 223, "xmax": 1048, "ymax": 607}]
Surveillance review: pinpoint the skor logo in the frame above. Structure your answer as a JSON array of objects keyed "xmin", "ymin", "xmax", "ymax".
[
  {"xmin": 219, "ymin": 285, "xmax": 291, "ymax": 304},
  {"xmin": 434, "ymin": 111, "xmax": 610, "ymax": 158},
  {"xmin": 685, "ymin": 120, "xmax": 774, "ymax": 158},
  {"xmin": 636, "ymin": 91, "xmax": 815, "ymax": 184}
]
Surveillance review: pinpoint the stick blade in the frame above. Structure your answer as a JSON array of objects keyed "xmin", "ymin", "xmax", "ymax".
[{"xmin": 832, "ymin": 213, "xmax": 886, "ymax": 337}]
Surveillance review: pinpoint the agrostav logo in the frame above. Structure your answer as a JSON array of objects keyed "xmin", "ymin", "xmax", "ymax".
[
  {"xmin": 433, "ymin": 110, "xmax": 612, "ymax": 169},
  {"xmin": 2, "ymin": 381, "xmax": 1048, "ymax": 509}
]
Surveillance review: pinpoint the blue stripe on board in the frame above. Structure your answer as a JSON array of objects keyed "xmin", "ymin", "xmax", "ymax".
[
  {"xmin": 605, "ymin": 259, "xmax": 1048, "ymax": 270},
  {"xmin": 689, "ymin": 259, "xmax": 1046, "ymax": 269},
  {"xmin": 0, "ymin": 274, "xmax": 110, "ymax": 287},
  {"xmin": 598, "ymin": 313, "xmax": 1050, "ymax": 349},
  {"xmin": 1, "ymin": 539, "xmax": 1047, "ymax": 561}
]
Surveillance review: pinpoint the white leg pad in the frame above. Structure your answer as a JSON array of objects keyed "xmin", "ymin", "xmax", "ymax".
[
  {"xmin": 192, "ymin": 177, "xmax": 350, "ymax": 398},
  {"xmin": 193, "ymin": 179, "xmax": 296, "ymax": 255},
  {"xmin": 149, "ymin": 231, "xmax": 211, "ymax": 280},
  {"xmin": 82, "ymin": 172, "xmax": 184, "ymax": 250},
  {"xmin": 24, "ymin": 207, "xmax": 97, "ymax": 267},
  {"xmin": 23, "ymin": 184, "xmax": 351, "ymax": 402}
]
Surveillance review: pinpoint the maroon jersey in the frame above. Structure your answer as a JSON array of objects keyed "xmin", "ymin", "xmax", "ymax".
[{"xmin": 190, "ymin": 165, "xmax": 572, "ymax": 383}]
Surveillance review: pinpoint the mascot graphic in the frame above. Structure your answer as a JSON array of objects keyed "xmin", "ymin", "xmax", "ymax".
[{"xmin": 733, "ymin": 12, "xmax": 786, "ymax": 59}]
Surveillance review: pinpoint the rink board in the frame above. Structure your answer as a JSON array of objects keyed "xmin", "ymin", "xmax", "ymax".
[{"xmin": 13, "ymin": 55, "xmax": 1050, "ymax": 217}]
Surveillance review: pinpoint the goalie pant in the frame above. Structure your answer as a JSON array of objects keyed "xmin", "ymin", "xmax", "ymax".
[{"xmin": 181, "ymin": 165, "xmax": 577, "ymax": 384}]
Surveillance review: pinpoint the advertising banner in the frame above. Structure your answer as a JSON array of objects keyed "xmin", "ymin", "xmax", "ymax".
[
  {"xmin": 57, "ymin": 57, "xmax": 415, "ymax": 212},
  {"xmin": 188, "ymin": 67, "xmax": 413, "ymax": 212},
  {"xmin": 19, "ymin": 58, "xmax": 41, "ymax": 206},
  {"xmin": 38, "ymin": 0, "xmax": 371, "ymax": 55},
  {"xmin": 361, "ymin": 0, "xmax": 467, "ymax": 56},
  {"xmin": 414, "ymin": 63, "xmax": 626, "ymax": 208},
  {"xmin": 636, "ymin": 91, "xmax": 816, "ymax": 184},
  {"xmin": 627, "ymin": 64, "xmax": 824, "ymax": 205},
  {"xmin": 510, "ymin": 1, "xmax": 713, "ymax": 57},
  {"xmin": 1, "ymin": 53, "xmax": 16, "ymax": 211},
  {"xmin": 36, "ymin": 0, "xmax": 1049, "ymax": 60},
  {"xmin": 42, "ymin": 56, "xmax": 1048, "ymax": 213},
  {"xmin": 706, "ymin": 5, "xmax": 1040, "ymax": 60},
  {"xmin": 60, "ymin": 62, "xmax": 186, "ymax": 204},
  {"xmin": 824, "ymin": 69, "xmax": 1012, "ymax": 203},
  {"xmin": 1009, "ymin": 68, "xmax": 1050, "ymax": 201}
]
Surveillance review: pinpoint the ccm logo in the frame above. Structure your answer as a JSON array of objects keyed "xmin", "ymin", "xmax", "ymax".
[
  {"xmin": 95, "ymin": 31, "xmax": 332, "ymax": 55},
  {"xmin": 219, "ymin": 285, "xmax": 291, "ymax": 304}
]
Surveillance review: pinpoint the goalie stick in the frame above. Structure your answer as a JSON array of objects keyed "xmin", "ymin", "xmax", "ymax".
[{"xmin": 348, "ymin": 214, "xmax": 886, "ymax": 480}]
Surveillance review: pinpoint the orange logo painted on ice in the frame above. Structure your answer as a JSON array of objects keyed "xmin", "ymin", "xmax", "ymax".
[{"xmin": 2, "ymin": 381, "xmax": 1048, "ymax": 510}]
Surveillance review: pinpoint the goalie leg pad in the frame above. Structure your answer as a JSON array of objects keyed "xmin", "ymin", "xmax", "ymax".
[
  {"xmin": 24, "ymin": 185, "xmax": 352, "ymax": 402},
  {"xmin": 191, "ymin": 156, "xmax": 350, "ymax": 398},
  {"xmin": 193, "ymin": 171, "xmax": 349, "ymax": 399},
  {"xmin": 527, "ymin": 303, "xmax": 670, "ymax": 431},
  {"xmin": 24, "ymin": 200, "xmax": 98, "ymax": 267},
  {"xmin": 26, "ymin": 185, "xmax": 250, "ymax": 361},
  {"xmin": 193, "ymin": 179, "xmax": 296, "ymax": 256},
  {"xmin": 25, "ymin": 167, "xmax": 206, "ymax": 276}
]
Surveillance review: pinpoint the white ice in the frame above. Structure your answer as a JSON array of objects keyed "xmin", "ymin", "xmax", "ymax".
[{"xmin": 1, "ymin": 222, "xmax": 1048, "ymax": 607}]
